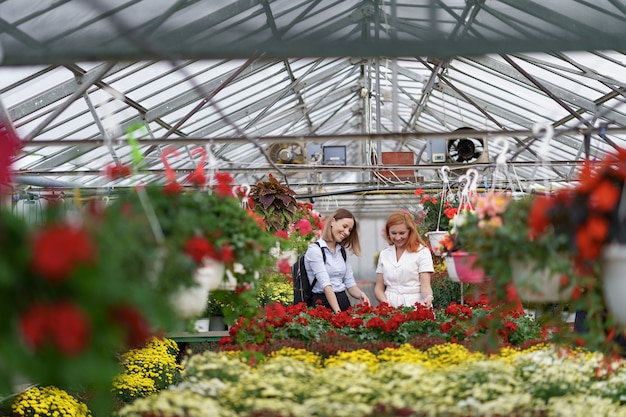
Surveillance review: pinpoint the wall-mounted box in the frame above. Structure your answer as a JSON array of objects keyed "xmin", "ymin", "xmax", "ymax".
[
  {"xmin": 323, "ymin": 145, "xmax": 346, "ymax": 166},
  {"xmin": 379, "ymin": 151, "xmax": 415, "ymax": 181},
  {"xmin": 428, "ymin": 139, "xmax": 447, "ymax": 163}
]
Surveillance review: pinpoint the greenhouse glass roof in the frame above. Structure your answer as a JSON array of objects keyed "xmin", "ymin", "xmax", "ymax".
[{"xmin": 2, "ymin": 0, "xmax": 626, "ymax": 214}]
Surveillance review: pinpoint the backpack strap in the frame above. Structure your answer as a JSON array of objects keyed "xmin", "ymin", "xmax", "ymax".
[
  {"xmin": 314, "ymin": 241, "xmax": 326, "ymax": 263},
  {"xmin": 315, "ymin": 241, "xmax": 346, "ymax": 263},
  {"xmin": 311, "ymin": 242, "xmax": 347, "ymax": 290},
  {"xmin": 310, "ymin": 242, "xmax": 323, "ymax": 290}
]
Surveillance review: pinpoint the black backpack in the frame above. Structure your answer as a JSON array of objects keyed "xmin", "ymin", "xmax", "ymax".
[{"xmin": 292, "ymin": 242, "xmax": 347, "ymax": 307}]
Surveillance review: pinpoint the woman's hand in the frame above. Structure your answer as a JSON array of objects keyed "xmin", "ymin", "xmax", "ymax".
[
  {"xmin": 359, "ymin": 292, "xmax": 370, "ymax": 305},
  {"xmin": 423, "ymin": 294, "xmax": 434, "ymax": 309}
]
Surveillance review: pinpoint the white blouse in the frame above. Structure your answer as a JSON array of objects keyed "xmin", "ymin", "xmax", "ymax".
[{"xmin": 376, "ymin": 244, "xmax": 434, "ymax": 308}]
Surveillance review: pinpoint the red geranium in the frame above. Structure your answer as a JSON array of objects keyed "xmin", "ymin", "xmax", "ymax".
[
  {"xmin": 31, "ymin": 224, "xmax": 96, "ymax": 282},
  {"xmin": 184, "ymin": 236, "xmax": 218, "ymax": 263},
  {"xmin": 20, "ymin": 301, "xmax": 90, "ymax": 356}
]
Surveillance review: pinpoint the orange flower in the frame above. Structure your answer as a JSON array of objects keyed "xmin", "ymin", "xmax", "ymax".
[
  {"xmin": 527, "ymin": 194, "xmax": 555, "ymax": 237},
  {"xmin": 589, "ymin": 179, "xmax": 620, "ymax": 213}
]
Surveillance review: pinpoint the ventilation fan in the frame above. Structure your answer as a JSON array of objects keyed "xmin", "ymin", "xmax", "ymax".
[
  {"xmin": 446, "ymin": 127, "xmax": 489, "ymax": 164},
  {"xmin": 268, "ymin": 142, "xmax": 306, "ymax": 164}
]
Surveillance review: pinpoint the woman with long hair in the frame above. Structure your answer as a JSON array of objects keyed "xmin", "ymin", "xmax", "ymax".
[
  {"xmin": 374, "ymin": 210, "xmax": 434, "ymax": 308},
  {"xmin": 304, "ymin": 208, "xmax": 370, "ymax": 313}
]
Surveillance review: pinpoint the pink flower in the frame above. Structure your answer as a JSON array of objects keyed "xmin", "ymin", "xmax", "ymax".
[
  {"xmin": 295, "ymin": 218, "xmax": 313, "ymax": 236},
  {"xmin": 276, "ymin": 258, "xmax": 291, "ymax": 274}
]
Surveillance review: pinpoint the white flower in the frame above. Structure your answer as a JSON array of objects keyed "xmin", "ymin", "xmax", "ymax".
[{"xmin": 233, "ymin": 263, "xmax": 246, "ymax": 275}]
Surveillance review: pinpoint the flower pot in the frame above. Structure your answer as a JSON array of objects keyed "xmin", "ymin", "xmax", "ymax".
[
  {"xmin": 601, "ymin": 244, "xmax": 626, "ymax": 327},
  {"xmin": 209, "ymin": 316, "xmax": 228, "ymax": 331},
  {"xmin": 170, "ymin": 260, "xmax": 226, "ymax": 319},
  {"xmin": 511, "ymin": 259, "xmax": 573, "ymax": 303},
  {"xmin": 445, "ymin": 255, "xmax": 460, "ymax": 282},
  {"xmin": 426, "ymin": 231, "xmax": 448, "ymax": 257},
  {"xmin": 194, "ymin": 318, "xmax": 210, "ymax": 332},
  {"xmin": 451, "ymin": 252, "xmax": 485, "ymax": 283}
]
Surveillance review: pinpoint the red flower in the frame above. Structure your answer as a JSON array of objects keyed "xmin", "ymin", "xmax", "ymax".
[
  {"xmin": 235, "ymin": 282, "xmax": 250, "ymax": 295},
  {"xmin": 220, "ymin": 243, "xmax": 235, "ymax": 264},
  {"xmin": 0, "ymin": 126, "xmax": 21, "ymax": 186},
  {"xmin": 184, "ymin": 171, "xmax": 207, "ymax": 187},
  {"xmin": 365, "ymin": 317, "xmax": 385, "ymax": 329},
  {"xmin": 109, "ymin": 304, "xmax": 152, "ymax": 349},
  {"xmin": 215, "ymin": 172, "xmax": 234, "ymax": 197},
  {"xmin": 105, "ymin": 163, "xmax": 132, "ymax": 180},
  {"xmin": 414, "ymin": 188, "xmax": 425, "ymax": 196},
  {"xmin": 163, "ymin": 181, "xmax": 182, "ymax": 194},
  {"xmin": 589, "ymin": 179, "xmax": 621, "ymax": 213},
  {"xmin": 274, "ymin": 230, "xmax": 289, "ymax": 239},
  {"xmin": 31, "ymin": 224, "xmax": 96, "ymax": 282},
  {"xmin": 527, "ymin": 195, "xmax": 555, "ymax": 237},
  {"xmin": 571, "ymin": 285, "xmax": 584, "ymax": 300},
  {"xmin": 184, "ymin": 236, "xmax": 218, "ymax": 263},
  {"xmin": 439, "ymin": 322, "xmax": 452, "ymax": 333},
  {"xmin": 575, "ymin": 216, "xmax": 607, "ymax": 261},
  {"xmin": 443, "ymin": 206, "xmax": 458, "ymax": 219},
  {"xmin": 503, "ymin": 320, "xmax": 518, "ymax": 332},
  {"xmin": 19, "ymin": 301, "xmax": 90, "ymax": 356},
  {"xmin": 276, "ymin": 258, "xmax": 291, "ymax": 274},
  {"xmin": 19, "ymin": 303, "xmax": 48, "ymax": 351},
  {"xmin": 247, "ymin": 209, "xmax": 267, "ymax": 230},
  {"xmin": 49, "ymin": 302, "xmax": 91, "ymax": 355}
]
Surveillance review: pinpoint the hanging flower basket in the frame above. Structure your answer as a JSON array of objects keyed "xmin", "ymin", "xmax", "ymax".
[
  {"xmin": 426, "ymin": 230, "xmax": 449, "ymax": 257},
  {"xmin": 511, "ymin": 258, "xmax": 573, "ymax": 303},
  {"xmin": 601, "ymin": 244, "xmax": 626, "ymax": 327},
  {"xmin": 444, "ymin": 255, "xmax": 460, "ymax": 282},
  {"xmin": 451, "ymin": 251, "xmax": 485, "ymax": 283}
]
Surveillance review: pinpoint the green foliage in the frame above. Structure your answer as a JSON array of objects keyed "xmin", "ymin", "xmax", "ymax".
[
  {"xmin": 107, "ymin": 185, "xmax": 279, "ymax": 323},
  {"xmin": 0, "ymin": 203, "xmax": 170, "ymax": 407},
  {"xmin": 453, "ymin": 194, "xmax": 576, "ymax": 304},
  {"xmin": 431, "ymin": 258, "xmax": 463, "ymax": 308},
  {"xmin": 409, "ymin": 189, "xmax": 460, "ymax": 234},
  {"xmin": 250, "ymin": 174, "xmax": 298, "ymax": 233}
]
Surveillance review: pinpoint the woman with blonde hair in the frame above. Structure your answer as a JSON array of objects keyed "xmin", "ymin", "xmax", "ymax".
[
  {"xmin": 374, "ymin": 210, "xmax": 434, "ymax": 308},
  {"xmin": 304, "ymin": 208, "xmax": 370, "ymax": 313}
]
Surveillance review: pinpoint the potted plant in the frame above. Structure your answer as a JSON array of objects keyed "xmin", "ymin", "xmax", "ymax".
[
  {"xmin": 408, "ymin": 188, "xmax": 459, "ymax": 256},
  {"xmin": 0, "ymin": 200, "xmax": 176, "ymax": 413},
  {"xmin": 249, "ymin": 174, "xmax": 299, "ymax": 233},
  {"xmin": 451, "ymin": 192, "xmax": 577, "ymax": 303},
  {"xmin": 104, "ymin": 171, "xmax": 279, "ymax": 325},
  {"xmin": 528, "ymin": 147, "xmax": 626, "ymax": 328}
]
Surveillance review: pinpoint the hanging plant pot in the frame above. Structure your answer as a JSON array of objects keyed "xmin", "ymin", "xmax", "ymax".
[
  {"xmin": 170, "ymin": 260, "xmax": 226, "ymax": 319},
  {"xmin": 426, "ymin": 231, "xmax": 449, "ymax": 257},
  {"xmin": 451, "ymin": 252, "xmax": 485, "ymax": 283},
  {"xmin": 601, "ymin": 244, "xmax": 626, "ymax": 327},
  {"xmin": 511, "ymin": 259, "xmax": 573, "ymax": 303},
  {"xmin": 445, "ymin": 255, "xmax": 460, "ymax": 282}
]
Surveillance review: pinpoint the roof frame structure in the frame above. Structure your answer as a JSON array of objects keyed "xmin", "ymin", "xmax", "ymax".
[{"xmin": 2, "ymin": 0, "xmax": 626, "ymax": 215}]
